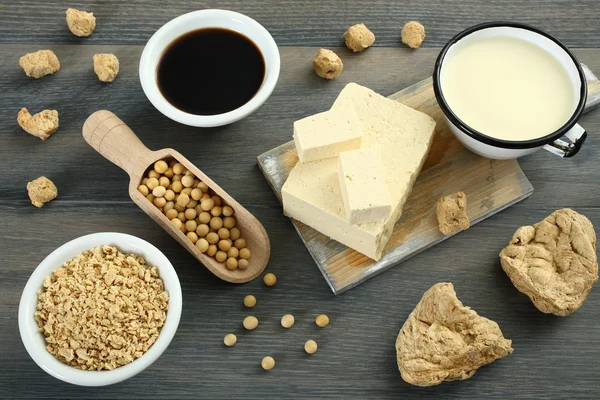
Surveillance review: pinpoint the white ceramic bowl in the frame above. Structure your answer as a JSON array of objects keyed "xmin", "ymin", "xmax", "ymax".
[
  {"xmin": 139, "ymin": 9, "xmax": 280, "ymax": 127},
  {"xmin": 18, "ymin": 232, "xmax": 182, "ymax": 386}
]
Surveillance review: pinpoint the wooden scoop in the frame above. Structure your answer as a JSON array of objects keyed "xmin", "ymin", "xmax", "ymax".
[{"xmin": 82, "ymin": 110, "xmax": 270, "ymax": 283}]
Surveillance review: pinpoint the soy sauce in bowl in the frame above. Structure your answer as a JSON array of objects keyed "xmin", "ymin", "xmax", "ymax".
[{"xmin": 156, "ymin": 28, "xmax": 266, "ymax": 116}]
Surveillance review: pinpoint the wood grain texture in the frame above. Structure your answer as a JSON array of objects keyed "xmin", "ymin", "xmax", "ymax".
[
  {"xmin": 258, "ymin": 77, "xmax": 537, "ymax": 294},
  {"xmin": 82, "ymin": 110, "xmax": 270, "ymax": 283},
  {"xmin": 1, "ymin": 0, "xmax": 600, "ymax": 48},
  {"xmin": 1, "ymin": 35, "xmax": 600, "ymax": 400}
]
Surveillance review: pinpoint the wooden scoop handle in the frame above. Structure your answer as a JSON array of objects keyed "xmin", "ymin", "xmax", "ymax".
[{"xmin": 82, "ymin": 110, "xmax": 155, "ymax": 178}]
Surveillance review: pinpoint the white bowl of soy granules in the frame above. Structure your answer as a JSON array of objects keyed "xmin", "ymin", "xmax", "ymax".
[{"xmin": 18, "ymin": 232, "xmax": 182, "ymax": 386}]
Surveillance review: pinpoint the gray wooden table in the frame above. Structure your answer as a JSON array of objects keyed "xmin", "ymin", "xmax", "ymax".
[{"xmin": 1, "ymin": 1, "xmax": 600, "ymax": 398}]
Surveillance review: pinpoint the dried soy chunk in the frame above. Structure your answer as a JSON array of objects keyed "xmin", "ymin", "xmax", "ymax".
[
  {"xmin": 396, "ymin": 282, "xmax": 513, "ymax": 387},
  {"xmin": 313, "ymin": 49, "xmax": 343, "ymax": 79},
  {"xmin": 66, "ymin": 8, "xmax": 96, "ymax": 37},
  {"xmin": 19, "ymin": 50, "xmax": 60, "ymax": 78},
  {"xmin": 27, "ymin": 176, "xmax": 58, "ymax": 208},
  {"xmin": 343, "ymin": 23, "xmax": 375, "ymax": 52},
  {"xmin": 17, "ymin": 108, "xmax": 59, "ymax": 140},
  {"xmin": 500, "ymin": 208, "xmax": 598, "ymax": 316},
  {"xmin": 436, "ymin": 191, "xmax": 469, "ymax": 235},
  {"xmin": 401, "ymin": 21, "xmax": 426, "ymax": 49},
  {"xmin": 93, "ymin": 53, "xmax": 120, "ymax": 82}
]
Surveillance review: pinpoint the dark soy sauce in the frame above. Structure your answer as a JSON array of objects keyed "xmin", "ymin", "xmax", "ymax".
[{"xmin": 156, "ymin": 28, "xmax": 265, "ymax": 116}]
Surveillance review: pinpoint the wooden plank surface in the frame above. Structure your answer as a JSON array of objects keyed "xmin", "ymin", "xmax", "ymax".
[
  {"xmin": 1, "ymin": 4, "xmax": 600, "ymax": 398},
  {"xmin": 1, "ymin": 0, "xmax": 600, "ymax": 48}
]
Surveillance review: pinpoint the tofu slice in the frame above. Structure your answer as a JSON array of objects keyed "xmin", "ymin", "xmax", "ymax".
[
  {"xmin": 338, "ymin": 146, "xmax": 392, "ymax": 225},
  {"xmin": 283, "ymin": 83, "xmax": 436, "ymax": 260},
  {"xmin": 293, "ymin": 107, "xmax": 362, "ymax": 163}
]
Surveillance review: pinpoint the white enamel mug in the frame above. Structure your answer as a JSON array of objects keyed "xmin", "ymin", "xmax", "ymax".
[{"xmin": 433, "ymin": 22, "xmax": 588, "ymax": 159}]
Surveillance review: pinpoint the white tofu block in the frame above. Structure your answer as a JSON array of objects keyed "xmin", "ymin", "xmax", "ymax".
[
  {"xmin": 282, "ymin": 83, "xmax": 436, "ymax": 260},
  {"xmin": 293, "ymin": 108, "xmax": 362, "ymax": 163},
  {"xmin": 338, "ymin": 146, "xmax": 392, "ymax": 225}
]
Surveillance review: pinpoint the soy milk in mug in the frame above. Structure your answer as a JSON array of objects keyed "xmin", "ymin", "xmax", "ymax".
[{"xmin": 441, "ymin": 36, "xmax": 574, "ymax": 141}]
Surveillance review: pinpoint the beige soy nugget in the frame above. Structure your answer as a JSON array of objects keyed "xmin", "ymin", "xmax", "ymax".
[
  {"xmin": 396, "ymin": 283, "xmax": 513, "ymax": 387},
  {"xmin": 313, "ymin": 48, "xmax": 343, "ymax": 79},
  {"xmin": 27, "ymin": 176, "xmax": 58, "ymax": 208},
  {"xmin": 93, "ymin": 53, "xmax": 120, "ymax": 82},
  {"xmin": 344, "ymin": 23, "xmax": 375, "ymax": 52},
  {"xmin": 500, "ymin": 208, "xmax": 598, "ymax": 316},
  {"xmin": 436, "ymin": 192, "xmax": 470, "ymax": 235},
  {"xmin": 401, "ymin": 21, "xmax": 426, "ymax": 49},
  {"xmin": 19, "ymin": 50, "xmax": 60, "ymax": 78},
  {"xmin": 66, "ymin": 8, "xmax": 96, "ymax": 37},
  {"xmin": 17, "ymin": 108, "xmax": 59, "ymax": 140}
]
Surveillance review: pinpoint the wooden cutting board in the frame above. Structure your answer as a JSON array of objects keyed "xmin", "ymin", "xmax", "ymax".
[{"xmin": 258, "ymin": 64, "xmax": 600, "ymax": 295}]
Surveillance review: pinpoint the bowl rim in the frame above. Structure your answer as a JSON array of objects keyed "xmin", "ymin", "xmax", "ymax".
[
  {"xmin": 18, "ymin": 232, "xmax": 182, "ymax": 387},
  {"xmin": 432, "ymin": 21, "xmax": 587, "ymax": 150},
  {"xmin": 139, "ymin": 9, "xmax": 281, "ymax": 127}
]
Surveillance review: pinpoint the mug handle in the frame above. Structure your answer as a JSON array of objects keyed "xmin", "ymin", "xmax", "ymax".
[{"xmin": 543, "ymin": 124, "xmax": 587, "ymax": 158}]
